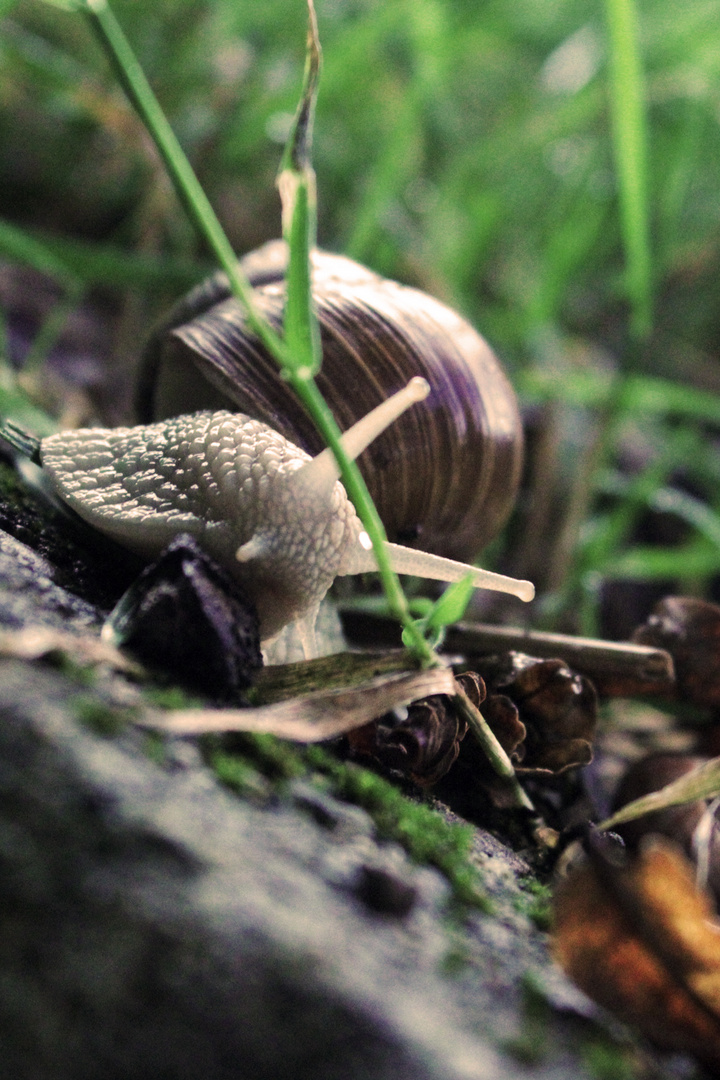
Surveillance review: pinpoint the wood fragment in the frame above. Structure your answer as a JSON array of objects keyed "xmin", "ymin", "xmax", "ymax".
[
  {"xmin": 341, "ymin": 610, "xmax": 676, "ymax": 696},
  {"xmin": 443, "ymin": 622, "xmax": 676, "ymax": 697},
  {"xmin": 254, "ymin": 648, "xmax": 417, "ymax": 704}
]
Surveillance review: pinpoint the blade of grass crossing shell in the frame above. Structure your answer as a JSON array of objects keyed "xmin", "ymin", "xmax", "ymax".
[{"xmin": 34, "ymin": 0, "xmax": 533, "ymax": 805}]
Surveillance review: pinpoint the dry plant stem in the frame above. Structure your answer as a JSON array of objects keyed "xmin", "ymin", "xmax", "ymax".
[
  {"xmin": 256, "ymin": 657, "xmax": 535, "ymax": 811},
  {"xmin": 141, "ymin": 669, "xmax": 458, "ymax": 742},
  {"xmin": 452, "ymin": 684, "xmax": 535, "ymax": 811},
  {"xmin": 512, "ymin": 401, "xmax": 563, "ymax": 583},
  {"xmin": 544, "ymin": 412, "xmax": 606, "ymax": 594},
  {"xmin": 254, "ymin": 649, "xmax": 419, "ymax": 704},
  {"xmin": 444, "ymin": 622, "xmax": 675, "ymax": 692}
]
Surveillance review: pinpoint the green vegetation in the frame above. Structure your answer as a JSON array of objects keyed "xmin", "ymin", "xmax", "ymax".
[
  {"xmin": 2, "ymin": 0, "xmax": 720, "ymax": 632},
  {"xmin": 581, "ymin": 1038, "xmax": 637, "ymax": 1080},
  {"xmin": 503, "ymin": 971, "xmax": 552, "ymax": 1064},
  {"xmin": 212, "ymin": 730, "xmax": 308, "ymax": 783},
  {"xmin": 72, "ymin": 692, "xmax": 127, "ymax": 736},
  {"xmin": 515, "ymin": 876, "xmax": 553, "ymax": 931},
  {"xmin": 309, "ymin": 745, "xmax": 490, "ymax": 909},
  {"xmin": 210, "ymin": 734, "xmax": 491, "ymax": 912}
]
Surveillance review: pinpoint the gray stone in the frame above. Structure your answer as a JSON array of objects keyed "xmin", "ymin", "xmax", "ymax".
[
  {"xmin": 0, "ymin": 529, "xmax": 101, "ymax": 632},
  {"xmin": 0, "ymin": 472, "xmax": 693, "ymax": 1079},
  {"xmin": 0, "ymin": 660, "xmax": 558, "ymax": 1080}
]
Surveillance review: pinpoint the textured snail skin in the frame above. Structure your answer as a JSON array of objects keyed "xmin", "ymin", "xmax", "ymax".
[
  {"xmin": 40, "ymin": 411, "xmax": 357, "ymax": 645},
  {"xmin": 38, "ymin": 381, "xmax": 533, "ymax": 655}
]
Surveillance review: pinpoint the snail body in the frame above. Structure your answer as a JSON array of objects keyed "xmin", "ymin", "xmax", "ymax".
[
  {"xmin": 139, "ymin": 242, "xmax": 523, "ymax": 564},
  {"xmin": 35, "ymin": 378, "xmax": 533, "ymax": 656}
]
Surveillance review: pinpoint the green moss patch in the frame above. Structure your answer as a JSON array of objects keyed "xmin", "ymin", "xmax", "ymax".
[
  {"xmin": 72, "ymin": 694, "xmax": 127, "ymax": 737},
  {"xmin": 209, "ymin": 734, "xmax": 491, "ymax": 913},
  {"xmin": 514, "ymin": 876, "xmax": 552, "ymax": 931}
]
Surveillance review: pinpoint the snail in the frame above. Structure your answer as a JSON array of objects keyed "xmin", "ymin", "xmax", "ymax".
[
  {"xmin": 2, "ymin": 243, "xmax": 534, "ymax": 659},
  {"xmin": 27, "ymin": 377, "xmax": 533, "ymax": 658},
  {"xmin": 138, "ymin": 241, "xmax": 524, "ymax": 564}
]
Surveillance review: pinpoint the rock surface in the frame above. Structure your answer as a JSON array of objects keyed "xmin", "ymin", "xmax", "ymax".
[{"xmin": 0, "ymin": 461, "xmax": 696, "ymax": 1079}]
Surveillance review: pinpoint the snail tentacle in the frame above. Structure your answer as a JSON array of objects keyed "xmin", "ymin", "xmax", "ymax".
[
  {"xmin": 340, "ymin": 538, "xmax": 535, "ymax": 604},
  {"xmin": 292, "ymin": 375, "xmax": 430, "ymax": 499}
]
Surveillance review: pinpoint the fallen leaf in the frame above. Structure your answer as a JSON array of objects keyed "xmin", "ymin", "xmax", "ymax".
[
  {"xmin": 137, "ymin": 667, "xmax": 458, "ymax": 742},
  {"xmin": 553, "ymin": 832, "xmax": 720, "ymax": 1069},
  {"xmin": 607, "ymin": 753, "xmax": 720, "ymax": 906},
  {"xmin": 254, "ymin": 648, "xmax": 420, "ymax": 703},
  {"xmin": 481, "ymin": 693, "xmax": 527, "ymax": 764},
  {"xmin": 599, "ymin": 753, "xmax": 720, "ymax": 833}
]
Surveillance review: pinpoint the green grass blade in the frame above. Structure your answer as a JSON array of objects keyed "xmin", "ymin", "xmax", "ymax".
[
  {"xmin": 605, "ymin": 540, "xmax": 720, "ymax": 581},
  {"xmin": 59, "ymin": 0, "xmax": 436, "ymax": 668},
  {"xmin": 599, "ymin": 755, "xmax": 720, "ymax": 831},
  {"xmin": 0, "ymin": 218, "xmax": 80, "ymax": 287},
  {"xmin": 277, "ymin": 0, "xmax": 321, "ymax": 377},
  {"xmin": 77, "ymin": 0, "xmax": 288, "ymax": 366},
  {"xmin": 521, "ymin": 368, "xmax": 720, "ymax": 428},
  {"xmin": 604, "ymin": 0, "xmax": 652, "ymax": 339},
  {"xmin": 0, "ymin": 218, "xmax": 82, "ymax": 392}
]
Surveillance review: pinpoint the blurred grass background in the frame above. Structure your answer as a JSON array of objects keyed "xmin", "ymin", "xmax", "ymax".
[{"xmin": 2, "ymin": 0, "xmax": 720, "ymax": 637}]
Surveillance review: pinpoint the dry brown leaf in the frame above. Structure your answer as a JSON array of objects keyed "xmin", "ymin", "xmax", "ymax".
[
  {"xmin": 553, "ymin": 833, "xmax": 720, "ymax": 1068},
  {"xmin": 137, "ymin": 667, "xmax": 458, "ymax": 742},
  {"xmin": 481, "ymin": 694, "xmax": 526, "ymax": 761}
]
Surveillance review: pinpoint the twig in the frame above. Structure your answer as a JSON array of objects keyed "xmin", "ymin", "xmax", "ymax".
[
  {"xmin": 340, "ymin": 609, "xmax": 675, "ymax": 697},
  {"xmin": 444, "ymin": 621, "xmax": 675, "ymax": 697}
]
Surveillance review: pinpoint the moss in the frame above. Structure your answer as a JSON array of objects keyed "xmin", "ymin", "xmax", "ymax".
[
  {"xmin": 72, "ymin": 694, "xmax": 127, "ymax": 737},
  {"xmin": 514, "ymin": 876, "xmax": 552, "ymax": 931},
  {"xmin": 209, "ymin": 738, "xmax": 491, "ymax": 912},
  {"xmin": 141, "ymin": 730, "xmax": 168, "ymax": 766},
  {"xmin": 54, "ymin": 654, "xmax": 99, "ymax": 687},
  {"xmin": 210, "ymin": 751, "xmax": 273, "ymax": 800},
  {"xmin": 580, "ymin": 1038, "xmax": 638, "ymax": 1080},
  {"xmin": 216, "ymin": 732, "xmax": 308, "ymax": 782},
  {"xmin": 143, "ymin": 685, "xmax": 207, "ymax": 710},
  {"xmin": 339, "ymin": 772, "xmax": 491, "ymax": 913},
  {"xmin": 502, "ymin": 971, "xmax": 551, "ymax": 1064},
  {"xmin": 438, "ymin": 937, "xmax": 471, "ymax": 976}
]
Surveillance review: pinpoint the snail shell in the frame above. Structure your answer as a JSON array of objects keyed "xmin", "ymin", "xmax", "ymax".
[{"xmin": 138, "ymin": 241, "xmax": 523, "ymax": 564}]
